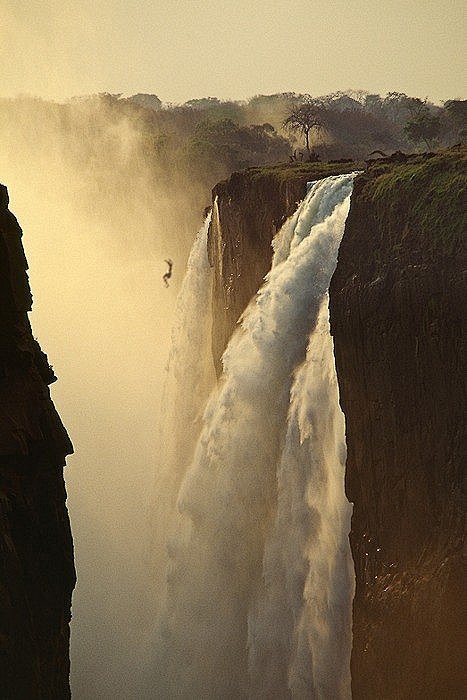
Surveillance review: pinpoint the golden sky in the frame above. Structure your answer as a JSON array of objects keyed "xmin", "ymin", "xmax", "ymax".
[{"xmin": 2, "ymin": 0, "xmax": 465, "ymax": 104}]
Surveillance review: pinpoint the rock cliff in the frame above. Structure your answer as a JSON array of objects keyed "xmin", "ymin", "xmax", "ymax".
[
  {"xmin": 330, "ymin": 149, "xmax": 466, "ymax": 698},
  {"xmin": 0, "ymin": 185, "xmax": 75, "ymax": 698},
  {"xmin": 208, "ymin": 149, "xmax": 466, "ymax": 698}
]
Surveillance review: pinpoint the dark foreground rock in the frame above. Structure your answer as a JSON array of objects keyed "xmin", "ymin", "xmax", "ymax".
[{"xmin": 0, "ymin": 185, "xmax": 75, "ymax": 698}]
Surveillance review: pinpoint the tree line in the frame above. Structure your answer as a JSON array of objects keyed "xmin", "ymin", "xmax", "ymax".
[
  {"xmin": 2, "ymin": 90, "xmax": 465, "ymax": 188},
  {"xmin": 0, "ymin": 90, "xmax": 464, "ymax": 245}
]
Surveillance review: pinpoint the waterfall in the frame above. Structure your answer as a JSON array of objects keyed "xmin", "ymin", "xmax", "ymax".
[
  {"xmin": 155, "ymin": 174, "xmax": 356, "ymax": 698},
  {"xmin": 158, "ymin": 211, "xmax": 215, "ymax": 497},
  {"xmin": 152, "ymin": 213, "xmax": 215, "ymax": 615}
]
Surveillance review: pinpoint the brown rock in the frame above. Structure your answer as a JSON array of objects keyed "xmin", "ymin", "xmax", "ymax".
[
  {"xmin": 330, "ymin": 148, "xmax": 466, "ymax": 698},
  {"xmin": 208, "ymin": 148, "xmax": 466, "ymax": 698}
]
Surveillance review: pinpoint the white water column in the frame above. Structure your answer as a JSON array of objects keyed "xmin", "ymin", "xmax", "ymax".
[{"xmin": 155, "ymin": 174, "xmax": 356, "ymax": 699}]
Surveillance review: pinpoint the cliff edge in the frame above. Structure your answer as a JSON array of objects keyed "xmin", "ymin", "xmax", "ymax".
[
  {"xmin": 0, "ymin": 185, "xmax": 75, "ymax": 698},
  {"xmin": 329, "ymin": 148, "xmax": 466, "ymax": 698},
  {"xmin": 208, "ymin": 160, "xmax": 361, "ymax": 374},
  {"xmin": 209, "ymin": 148, "xmax": 466, "ymax": 698}
]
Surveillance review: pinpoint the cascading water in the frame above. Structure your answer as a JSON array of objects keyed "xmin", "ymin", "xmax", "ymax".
[
  {"xmin": 158, "ymin": 212, "xmax": 215, "ymax": 500},
  {"xmin": 152, "ymin": 213, "xmax": 216, "ymax": 615},
  {"xmin": 156, "ymin": 173, "xmax": 356, "ymax": 699}
]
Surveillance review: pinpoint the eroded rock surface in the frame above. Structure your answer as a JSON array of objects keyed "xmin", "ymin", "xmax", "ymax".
[
  {"xmin": 330, "ymin": 149, "xmax": 466, "ymax": 698},
  {"xmin": 0, "ymin": 184, "xmax": 75, "ymax": 698}
]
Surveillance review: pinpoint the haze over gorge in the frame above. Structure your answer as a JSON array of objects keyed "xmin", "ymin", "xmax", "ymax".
[{"xmin": 0, "ymin": 92, "xmax": 465, "ymax": 698}]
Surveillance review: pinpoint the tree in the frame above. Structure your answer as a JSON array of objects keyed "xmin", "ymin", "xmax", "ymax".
[
  {"xmin": 127, "ymin": 93, "xmax": 162, "ymax": 110},
  {"xmin": 382, "ymin": 92, "xmax": 419, "ymax": 124},
  {"xmin": 403, "ymin": 100, "xmax": 441, "ymax": 149},
  {"xmin": 184, "ymin": 118, "xmax": 290, "ymax": 185},
  {"xmin": 444, "ymin": 100, "xmax": 467, "ymax": 141},
  {"xmin": 282, "ymin": 98, "xmax": 325, "ymax": 160},
  {"xmin": 183, "ymin": 97, "xmax": 222, "ymax": 109}
]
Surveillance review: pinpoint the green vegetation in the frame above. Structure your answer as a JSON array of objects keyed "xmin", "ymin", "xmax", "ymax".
[
  {"xmin": 444, "ymin": 100, "xmax": 467, "ymax": 142},
  {"xmin": 246, "ymin": 160, "xmax": 363, "ymax": 185},
  {"xmin": 1, "ymin": 90, "xmax": 465, "ymax": 198},
  {"xmin": 404, "ymin": 112, "xmax": 441, "ymax": 149},
  {"xmin": 0, "ymin": 91, "xmax": 464, "ymax": 244},
  {"xmin": 366, "ymin": 147, "xmax": 466, "ymax": 251},
  {"xmin": 183, "ymin": 118, "xmax": 289, "ymax": 183}
]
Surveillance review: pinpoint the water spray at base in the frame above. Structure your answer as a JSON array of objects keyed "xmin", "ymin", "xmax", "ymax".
[{"xmin": 155, "ymin": 173, "xmax": 356, "ymax": 698}]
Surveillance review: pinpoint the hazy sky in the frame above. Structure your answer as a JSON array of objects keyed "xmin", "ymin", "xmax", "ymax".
[{"xmin": 2, "ymin": 0, "xmax": 465, "ymax": 104}]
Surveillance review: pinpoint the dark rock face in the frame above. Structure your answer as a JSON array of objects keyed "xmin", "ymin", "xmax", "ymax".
[
  {"xmin": 209, "ymin": 150, "xmax": 466, "ymax": 698},
  {"xmin": 330, "ymin": 149, "xmax": 466, "ymax": 699},
  {"xmin": 0, "ymin": 185, "xmax": 75, "ymax": 698}
]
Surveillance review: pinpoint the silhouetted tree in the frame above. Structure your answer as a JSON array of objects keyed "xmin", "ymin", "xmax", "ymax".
[
  {"xmin": 183, "ymin": 97, "xmax": 222, "ymax": 109},
  {"xmin": 382, "ymin": 92, "xmax": 421, "ymax": 124},
  {"xmin": 319, "ymin": 91, "xmax": 363, "ymax": 112},
  {"xmin": 283, "ymin": 98, "xmax": 325, "ymax": 160},
  {"xmin": 245, "ymin": 93, "xmax": 301, "ymax": 130},
  {"xmin": 404, "ymin": 112, "xmax": 440, "ymax": 149},
  {"xmin": 183, "ymin": 98, "xmax": 244, "ymax": 124}
]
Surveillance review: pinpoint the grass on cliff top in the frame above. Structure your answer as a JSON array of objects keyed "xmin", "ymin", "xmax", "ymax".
[
  {"xmin": 213, "ymin": 159, "xmax": 364, "ymax": 200},
  {"xmin": 366, "ymin": 147, "xmax": 467, "ymax": 248},
  {"xmin": 244, "ymin": 159, "xmax": 363, "ymax": 185}
]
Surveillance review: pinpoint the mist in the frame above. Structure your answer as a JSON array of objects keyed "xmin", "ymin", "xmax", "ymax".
[
  {"xmin": 0, "ymin": 95, "xmax": 358, "ymax": 698},
  {"xmin": 0, "ymin": 96, "xmax": 204, "ymax": 697},
  {"xmin": 150, "ymin": 176, "xmax": 355, "ymax": 698}
]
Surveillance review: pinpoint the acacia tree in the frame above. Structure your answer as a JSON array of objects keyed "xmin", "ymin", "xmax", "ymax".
[{"xmin": 282, "ymin": 98, "xmax": 325, "ymax": 160}]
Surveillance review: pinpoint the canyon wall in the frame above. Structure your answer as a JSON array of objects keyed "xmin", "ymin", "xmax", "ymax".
[
  {"xmin": 329, "ymin": 149, "xmax": 465, "ymax": 698},
  {"xmin": 208, "ymin": 149, "xmax": 466, "ymax": 698},
  {"xmin": 2, "ymin": 147, "xmax": 463, "ymax": 697},
  {"xmin": 0, "ymin": 185, "xmax": 75, "ymax": 698}
]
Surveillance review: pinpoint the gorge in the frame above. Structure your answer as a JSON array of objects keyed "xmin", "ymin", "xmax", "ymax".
[
  {"xmin": 0, "ymin": 146, "xmax": 465, "ymax": 698},
  {"xmin": 206, "ymin": 147, "xmax": 465, "ymax": 698}
]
